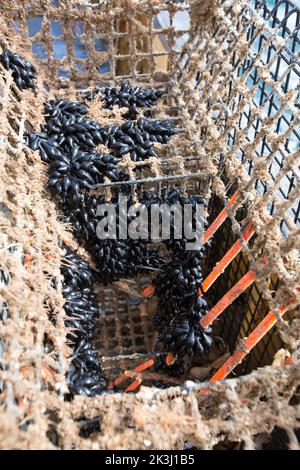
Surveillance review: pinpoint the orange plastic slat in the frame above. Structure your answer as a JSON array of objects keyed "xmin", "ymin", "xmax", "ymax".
[
  {"xmin": 199, "ymin": 222, "xmax": 255, "ymax": 295},
  {"xmin": 125, "ymin": 378, "xmax": 142, "ymax": 392},
  {"xmin": 209, "ymin": 296, "xmax": 297, "ymax": 382},
  {"xmin": 142, "ymin": 284, "xmax": 156, "ymax": 298},
  {"xmin": 114, "ymin": 372, "xmax": 131, "ymax": 387},
  {"xmin": 113, "ymin": 358, "xmax": 155, "ymax": 388},
  {"xmin": 284, "ymin": 356, "xmax": 294, "ymax": 365},
  {"xmin": 200, "ymin": 269, "xmax": 257, "ymax": 329},
  {"xmin": 201, "ymin": 190, "xmax": 239, "ymax": 244},
  {"xmin": 134, "ymin": 358, "xmax": 155, "ymax": 374},
  {"xmin": 24, "ymin": 254, "xmax": 31, "ymax": 269},
  {"xmin": 166, "ymin": 352, "xmax": 176, "ymax": 365}
]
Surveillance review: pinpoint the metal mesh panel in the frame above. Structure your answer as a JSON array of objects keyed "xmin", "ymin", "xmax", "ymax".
[
  {"xmin": 206, "ymin": 195, "xmax": 286, "ymax": 376},
  {"xmin": 231, "ymin": 0, "xmax": 300, "ymax": 236},
  {"xmin": 96, "ymin": 281, "xmax": 154, "ymax": 358},
  {"xmin": 201, "ymin": 0, "xmax": 299, "ymax": 376}
]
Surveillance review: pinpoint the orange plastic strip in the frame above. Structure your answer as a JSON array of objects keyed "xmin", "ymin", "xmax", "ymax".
[
  {"xmin": 199, "ymin": 222, "xmax": 255, "ymax": 296},
  {"xmin": 134, "ymin": 358, "xmax": 155, "ymax": 374},
  {"xmin": 113, "ymin": 372, "xmax": 131, "ymax": 387},
  {"xmin": 209, "ymin": 297, "xmax": 297, "ymax": 382},
  {"xmin": 124, "ymin": 353, "xmax": 179, "ymax": 391},
  {"xmin": 201, "ymin": 190, "xmax": 239, "ymax": 244},
  {"xmin": 44, "ymin": 251, "xmax": 54, "ymax": 261},
  {"xmin": 284, "ymin": 356, "xmax": 294, "ymax": 366},
  {"xmin": 200, "ymin": 270, "xmax": 257, "ymax": 329},
  {"xmin": 24, "ymin": 254, "xmax": 31, "ymax": 269},
  {"xmin": 142, "ymin": 284, "xmax": 156, "ymax": 298},
  {"xmin": 113, "ymin": 358, "xmax": 155, "ymax": 388},
  {"xmin": 166, "ymin": 352, "xmax": 176, "ymax": 365},
  {"xmin": 125, "ymin": 377, "xmax": 142, "ymax": 392}
]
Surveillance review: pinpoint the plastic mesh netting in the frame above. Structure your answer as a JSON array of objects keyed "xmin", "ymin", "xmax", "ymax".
[{"xmin": 0, "ymin": 0, "xmax": 299, "ymax": 450}]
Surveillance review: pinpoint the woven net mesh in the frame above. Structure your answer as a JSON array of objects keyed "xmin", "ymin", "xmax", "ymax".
[{"xmin": 0, "ymin": 0, "xmax": 299, "ymax": 449}]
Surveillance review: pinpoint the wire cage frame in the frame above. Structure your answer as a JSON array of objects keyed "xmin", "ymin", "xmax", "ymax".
[
  {"xmin": 205, "ymin": 0, "xmax": 300, "ymax": 377},
  {"xmin": 0, "ymin": 0, "xmax": 299, "ymax": 450},
  {"xmin": 100, "ymin": 0, "xmax": 300, "ymax": 391}
]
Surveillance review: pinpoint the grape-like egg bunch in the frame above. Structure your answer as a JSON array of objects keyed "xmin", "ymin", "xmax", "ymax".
[
  {"xmin": 61, "ymin": 193, "xmax": 165, "ymax": 283},
  {"xmin": 43, "ymin": 99, "xmax": 103, "ymax": 150},
  {"xmin": 62, "ymin": 249, "xmax": 106, "ymax": 396},
  {"xmin": 23, "ymin": 80, "xmax": 173, "ymax": 289},
  {"xmin": 25, "ymin": 101, "xmax": 177, "ymax": 201},
  {"xmin": 139, "ymin": 188, "xmax": 213, "ymax": 375},
  {"xmin": 102, "ymin": 118, "xmax": 177, "ymax": 162},
  {"xmin": 0, "ymin": 49, "xmax": 36, "ymax": 90},
  {"xmin": 102, "ymin": 118, "xmax": 177, "ymax": 163},
  {"xmin": 141, "ymin": 187, "xmax": 210, "ymax": 253},
  {"xmin": 46, "ymin": 148, "xmax": 129, "ymax": 205},
  {"xmin": 86, "ymin": 79, "xmax": 164, "ymax": 118},
  {"xmin": 153, "ymin": 250, "xmax": 212, "ymax": 376},
  {"xmin": 24, "ymin": 99, "xmax": 131, "ymax": 206}
]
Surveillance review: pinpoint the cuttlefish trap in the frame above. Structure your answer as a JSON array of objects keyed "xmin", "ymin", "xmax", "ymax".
[{"xmin": 0, "ymin": 0, "xmax": 299, "ymax": 450}]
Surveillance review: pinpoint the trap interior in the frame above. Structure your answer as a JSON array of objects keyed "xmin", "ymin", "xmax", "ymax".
[{"xmin": 94, "ymin": 191, "xmax": 292, "ymax": 386}]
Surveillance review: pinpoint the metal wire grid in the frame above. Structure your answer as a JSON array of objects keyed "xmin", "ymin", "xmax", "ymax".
[
  {"xmin": 203, "ymin": 0, "xmax": 300, "ymax": 374},
  {"xmin": 95, "ymin": 280, "xmax": 154, "ymax": 358},
  {"xmin": 193, "ymin": 0, "xmax": 299, "ymax": 376},
  {"xmin": 5, "ymin": 1, "xmax": 193, "ymax": 119},
  {"xmin": 228, "ymin": 0, "xmax": 300, "ymax": 236},
  {"xmin": 2, "ymin": 1, "xmax": 214, "ymax": 192},
  {"xmin": 11, "ymin": 0, "xmax": 191, "ymax": 85},
  {"xmin": 205, "ymin": 197, "xmax": 284, "ymax": 375}
]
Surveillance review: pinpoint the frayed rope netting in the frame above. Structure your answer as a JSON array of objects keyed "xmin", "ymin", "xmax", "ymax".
[{"xmin": 0, "ymin": 0, "xmax": 299, "ymax": 449}]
